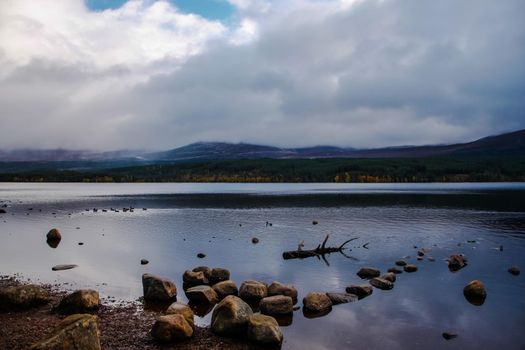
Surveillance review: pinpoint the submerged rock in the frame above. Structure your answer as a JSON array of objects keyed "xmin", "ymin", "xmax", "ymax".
[
  {"xmin": 56, "ymin": 289, "xmax": 100, "ymax": 315},
  {"xmin": 326, "ymin": 292, "xmax": 358, "ymax": 304},
  {"xmin": 395, "ymin": 260, "xmax": 407, "ymax": 266},
  {"xmin": 212, "ymin": 280, "xmax": 238, "ymax": 300},
  {"xmin": 442, "ymin": 331, "xmax": 458, "ymax": 340},
  {"xmin": 387, "ymin": 267, "xmax": 403, "ymax": 274},
  {"xmin": 247, "ymin": 314, "xmax": 283, "ymax": 345},
  {"xmin": 259, "ymin": 295, "xmax": 293, "ymax": 315},
  {"xmin": 345, "ymin": 285, "xmax": 373, "ymax": 300},
  {"xmin": 448, "ymin": 254, "xmax": 468, "ymax": 272},
  {"xmin": 370, "ymin": 277, "xmax": 394, "ymax": 290},
  {"xmin": 463, "ymin": 280, "xmax": 486, "ymax": 306},
  {"xmin": 52, "ymin": 264, "xmax": 78, "ymax": 271},
  {"xmin": 211, "ymin": 295, "xmax": 253, "ymax": 336},
  {"xmin": 356, "ymin": 267, "xmax": 380, "ymax": 279},
  {"xmin": 239, "ymin": 280, "xmax": 268, "ymax": 301},
  {"xmin": 31, "ymin": 314, "xmax": 101, "ymax": 350},
  {"xmin": 0, "ymin": 284, "xmax": 50, "ymax": 310},
  {"xmin": 165, "ymin": 302, "xmax": 194, "ymax": 327},
  {"xmin": 142, "ymin": 273, "xmax": 177, "ymax": 301},
  {"xmin": 404, "ymin": 264, "xmax": 418, "ymax": 273},
  {"xmin": 508, "ymin": 266, "xmax": 520, "ymax": 276},
  {"xmin": 151, "ymin": 314, "xmax": 193, "ymax": 341},
  {"xmin": 302, "ymin": 292, "xmax": 332, "ymax": 313}
]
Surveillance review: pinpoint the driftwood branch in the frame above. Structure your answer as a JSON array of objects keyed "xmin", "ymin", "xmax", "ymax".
[{"xmin": 282, "ymin": 234, "xmax": 359, "ymax": 260}]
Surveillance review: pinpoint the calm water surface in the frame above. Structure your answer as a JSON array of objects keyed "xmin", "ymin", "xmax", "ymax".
[{"xmin": 1, "ymin": 183, "xmax": 524, "ymax": 350}]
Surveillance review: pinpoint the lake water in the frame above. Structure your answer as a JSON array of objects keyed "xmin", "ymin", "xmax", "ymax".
[{"xmin": 1, "ymin": 183, "xmax": 524, "ymax": 349}]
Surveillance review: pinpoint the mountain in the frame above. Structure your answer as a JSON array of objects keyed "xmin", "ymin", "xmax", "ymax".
[{"xmin": 0, "ymin": 129, "xmax": 524, "ymax": 163}]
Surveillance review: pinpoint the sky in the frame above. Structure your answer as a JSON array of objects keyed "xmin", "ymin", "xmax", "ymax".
[{"xmin": 0, "ymin": 0, "xmax": 524, "ymax": 151}]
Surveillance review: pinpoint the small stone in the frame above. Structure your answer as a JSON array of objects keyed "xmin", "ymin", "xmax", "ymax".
[
  {"xmin": 46, "ymin": 228, "xmax": 61, "ymax": 241},
  {"xmin": 312, "ymin": 220, "xmax": 318, "ymax": 225},
  {"xmin": 404, "ymin": 264, "xmax": 418, "ymax": 273},
  {"xmin": 247, "ymin": 314, "xmax": 283, "ymax": 345},
  {"xmin": 463, "ymin": 280, "xmax": 486, "ymax": 306},
  {"xmin": 325, "ymin": 292, "xmax": 358, "ymax": 304},
  {"xmin": 380, "ymin": 272, "xmax": 396, "ymax": 283},
  {"xmin": 442, "ymin": 332, "xmax": 458, "ymax": 340},
  {"xmin": 387, "ymin": 267, "xmax": 403, "ymax": 274},
  {"xmin": 212, "ymin": 280, "xmax": 238, "ymax": 300},
  {"xmin": 165, "ymin": 302, "xmax": 194, "ymax": 326},
  {"xmin": 185, "ymin": 285, "xmax": 218, "ymax": 304},
  {"xmin": 252, "ymin": 237, "xmax": 259, "ymax": 244},
  {"xmin": 197, "ymin": 253, "xmax": 206, "ymax": 258},
  {"xmin": 78, "ymin": 242, "xmax": 84, "ymax": 246},
  {"xmin": 370, "ymin": 277, "xmax": 394, "ymax": 290},
  {"xmin": 508, "ymin": 266, "xmax": 520, "ymax": 276},
  {"xmin": 302, "ymin": 292, "xmax": 332, "ymax": 313},
  {"xmin": 140, "ymin": 259, "xmax": 149, "ymax": 265},
  {"xmin": 52, "ymin": 264, "xmax": 78, "ymax": 271},
  {"xmin": 239, "ymin": 280, "xmax": 268, "ymax": 301},
  {"xmin": 395, "ymin": 260, "xmax": 407, "ymax": 266},
  {"xmin": 356, "ymin": 267, "xmax": 380, "ymax": 279},
  {"xmin": 448, "ymin": 254, "xmax": 467, "ymax": 272},
  {"xmin": 428, "ymin": 257, "xmax": 435, "ymax": 262},
  {"xmin": 259, "ymin": 295, "xmax": 293, "ymax": 315},
  {"xmin": 345, "ymin": 285, "xmax": 373, "ymax": 299},
  {"xmin": 151, "ymin": 314, "xmax": 193, "ymax": 341}
]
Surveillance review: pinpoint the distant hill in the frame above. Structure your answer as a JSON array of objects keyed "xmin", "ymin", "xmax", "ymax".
[{"xmin": 0, "ymin": 129, "xmax": 524, "ymax": 163}]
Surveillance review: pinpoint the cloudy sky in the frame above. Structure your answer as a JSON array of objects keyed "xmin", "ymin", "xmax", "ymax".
[{"xmin": 0, "ymin": 0, "xmax": 524, "ymax": 151}]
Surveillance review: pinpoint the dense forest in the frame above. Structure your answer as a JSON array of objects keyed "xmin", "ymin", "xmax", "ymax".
[{"xmin": 1, "ymin": 156, "xmax": 524, "ymax": 183}]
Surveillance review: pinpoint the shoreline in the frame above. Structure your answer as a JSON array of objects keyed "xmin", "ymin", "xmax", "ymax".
[{"xmin": 0, "ymin": 276, "xmax": 272, "ymax": 350}]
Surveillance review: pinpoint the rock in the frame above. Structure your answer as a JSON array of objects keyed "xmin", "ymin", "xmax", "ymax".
[
  {"xmin": 185, "ymin": 285, "xmax": 218, "ymax": 304},
  {"xmin": 326, "ymin": 292, "xmax": 358, "ymax": 304},
  {"xmin": 252, "ymin": 237, "xmax": 259, "ymax": 244},
  {"xmin": 369, "ymin": 277, "xmax": 394, "ymax": 290},
  {"xmin": 56, "ymin": 290, "xmax": 100, "ymax": 315},
  {"xmin": 428, "ymin": 257, "xmax": 436, "ymax": 262},
  {"xmin": 78, "ymin": 242, "xmax": 84, "ymax": 246},
  {"xmin": 46, "ymin": 239, "xmax": 60, "ymax": 248},
  {"xmin": 247, "ymin": 314, "xmax": 283, "ymax": 345},
  {"xmin": 417, "ymin": 256, "xmax": 423, "ymax": 261},
  {"xmin": 46, "ymin": 228, "xmax": 61, "ymax": 241},
  {"xmin": 442, "ymin": 332, "xmax": 458, "ymax": 340},
  {"xmin": 259, "ymin": 295, "xmax": 293, "ymax": 315},
  {"xmin": 268, "ymin": 281, "xmax": 298, "ymax": 303},
  {"xmin": 151, "ymin": 314, "xmax": 193, "ymax": 341},
  {"xmin": 356, "ymin": 267, "xmax": 380, "ymax": 279},
  {"xmin": 0, "ymin": 284, "xmax": 50, "ymax": 310},
  {"xmin": 211, "ymin": 295, "xmax": 253, "ymax": 335},
  {"xmin": 448, "ymin": 254, "xmax": 467, "ymax": 272},
  {"xmin": 209, "ymin": 268, "xmax": 230, "ymax": 285},
  {"xmin": 52, "ymin": 264, "xmax": 78, "ymax": 271},
  {"xmin": 508, "ymin": 266, "xmax": 520, "ymax": 276},
  {"xmin": 302, "ymin": 292, "xmax": 332, "ymax": 313},
  {"xmin": 417, "ymin": 250, "xmax": 425, "ymax": 257},
  {"xmin": 345, "ymin": 285, "xmax": 373, "ymax": 300},
  {"xmin": 239, "ymin": 280, "xmax": 268, "ymax": 301},
  {"xmin": 380, "ymin": 272, "xmax": 396, "ymax": 283},
  {"xmin": 31, "ymin": 314, "xmax": 101, "ymax": 350},
  {"xmin": 312, "ymin": 220, "xmax": 318, "ymax": 225},
  {"xmin": 192, "ymin": 266, "xmax": 212, "ymax": 279},
  {"xmin": 463, "ymin": 280, "xmax": 487, "ymax": 306},
  {"xmin": 142, "ymin": 273, "xmax": 177, "ymax": 301},
  {"xmin": 212, "ymin": 280, "xmax": 238, "ymax": 300},
  {"xmin": 387, "ymin": 267, "xmax": 403, "ymax": 274},
  {"xmin": 395, "ymin": 260, "xmax": 407, "ymax": 266},
  {"xmin": 140, "ymin": 259, "xmax": 149, "ymax": 265},
  {"xmin": 0, "ymin": 209, "xmax": 6, "ymax": 214},
  {"xmin": 183, "ymin": 270, "xmax": 209, "ymax": 288},
  {"xmin": 197, "ymin": 253, "xmax": 206, "ymax": 258},
  {"xmin": 404, "ymin": 264, "xmax": 418, "ymax": 273},
  {"xmin": 165, "ymin": 302, "xmax": 194, "ymax": 326}
]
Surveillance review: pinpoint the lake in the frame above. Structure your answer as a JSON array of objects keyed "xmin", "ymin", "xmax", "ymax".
[{"xmin": 1, "ymin": 182, "xmax": 524, "ymax": 349}]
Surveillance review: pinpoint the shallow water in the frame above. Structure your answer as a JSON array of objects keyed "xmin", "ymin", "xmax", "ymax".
[{"xmin": 1, "ymin": 183, "xmax": 524, "ymax": 349}]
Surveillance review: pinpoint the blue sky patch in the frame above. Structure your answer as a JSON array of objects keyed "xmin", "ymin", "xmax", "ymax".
[{"xmin": 85, "ymin": 0, "xmax": 235, "ymax": 21}]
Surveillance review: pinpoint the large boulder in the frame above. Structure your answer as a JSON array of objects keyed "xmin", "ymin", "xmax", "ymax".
[
  {"xmin": 463, "ymin": 280, "xmax": 487, "ymax": 306},
  {"xmin": 239, "ymin": 280, "xmax": 268, "ymax": 301},
  {"xmin": 182, "ymin": 270, "xmax": 209, "ymax": 288},
  {"xmin": 211, "ymin": 295, "xmax": 253, "ymax": 335},
  {"xmin": 46, "ymin": 228, "xmax": 61, "ymax": 241},
  {"xmin": 0, "ymin": 284, "xmax": 51, "ymax": 310},
  {"xmin": 268, "ymin": 281, "xmax": 298, "ymax": 303},
  {"xmin": 345, "ymin": 285, "xmax": 373, "ymax": 300},
  {"xmin": 326, "ymin": 292, "xmax": 358, "ymax": 304},
  {"xmin": 165, "ymin": 302, "xmax": 194, "ymax": 327},
  {"xmin": 356, "ymin": 267, "xmax": 380, "ymax": 279},
  {"xmin": 151, "ymin": 314, "xmax": 193, "ymax": 341},
  {"xmin": 31, "ymin": 314, "xmax": 101, "ymax": 350},
  {"xmin": 212, "ymin": 280, "xmax": 238, "ymax": 300},
  {"xmin": 259, "ymin": 295, "xmax": 293, "ymax": 315},
  {"xmin": 142, "ymin": 274, "xmax": 177, "ymax": 301},
  {"xmin": 185, "ymin": 285, "xmax": 218, "ymax": 304},
  {"xmin": 369, "ymin": 277, "xmax": 394, "ymax": 290},
  {"xmin": 209, "ymin": 268, "xmax": 230, "ymax": 285},
  {"xmin": 448, "ymin": 254, "xmax": 467, "ymax": 272},
  {"xmin": 56, "ymin": 289, "xmax": 100, "ymax": 315},
  {"xmin": 247, "ymin": 314, "xmax": 283, "ymax": 345},
  {"xmin": 303, "ymin": 292, "xmax": 332, "ymax": 313}
]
